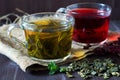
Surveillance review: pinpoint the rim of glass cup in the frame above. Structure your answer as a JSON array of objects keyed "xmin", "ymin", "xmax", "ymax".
[
  {"xmin": 22, "ymin": 12, "xmax": 74, "ymax": 25},
  {"xmin": 66, "ymin": 2, "xmax": 112, "ymax": 16},
  {"xmin": 21, "ymin": 12, "xmax": 74, "ymax": 31}
]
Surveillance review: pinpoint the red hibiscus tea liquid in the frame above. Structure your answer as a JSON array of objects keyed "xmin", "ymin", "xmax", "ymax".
[{"xmin": 68, "ymin": 8, "xmax": 110, "ymax": 43}]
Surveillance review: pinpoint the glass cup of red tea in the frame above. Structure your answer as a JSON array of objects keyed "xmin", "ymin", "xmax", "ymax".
[{"xmin": 57, "ymin": 3, "xmax": 112, "ymax": 48}]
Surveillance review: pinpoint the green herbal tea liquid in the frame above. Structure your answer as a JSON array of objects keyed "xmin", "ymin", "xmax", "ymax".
[{"xmin": 25, "ymin": 18, "xmax": 73, "ymax": 59}]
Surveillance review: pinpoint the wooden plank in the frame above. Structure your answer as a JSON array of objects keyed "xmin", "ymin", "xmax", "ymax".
[{"xmin": 0, "ymin": 0, "xmax": 119, "ymax": 20}]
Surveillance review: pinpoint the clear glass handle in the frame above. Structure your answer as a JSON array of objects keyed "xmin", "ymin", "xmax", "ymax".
[
  {"xmin": 56, "ymin": 8, "xmax": 67, "ymax": 13},
  {"xmin": 7, "ymin": 23, "xmax": 26, "ymax": 47}
]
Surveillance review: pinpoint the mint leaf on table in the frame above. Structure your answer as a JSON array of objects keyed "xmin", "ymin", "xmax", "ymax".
[{"xmin": 48, "ymin": 62, "xmax": 59, "ymax": 75}]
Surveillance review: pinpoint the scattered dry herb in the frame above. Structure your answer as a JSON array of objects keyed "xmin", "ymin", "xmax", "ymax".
[
  {"xmin": 48, "ymin": 58, "xmax": 120, "ymax": 79},
  {"xmin": 93, "ymin": 37, "xmax": 120, "ymax": 56}
]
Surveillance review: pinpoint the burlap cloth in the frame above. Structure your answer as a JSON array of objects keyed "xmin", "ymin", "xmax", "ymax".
[
  {"xmin": 0, "ymin": 24, "xmax": 120, "ymax": 72},
  {"xmin": 0, "ymin": 25, "xmax": 42, "ymax": 71}
]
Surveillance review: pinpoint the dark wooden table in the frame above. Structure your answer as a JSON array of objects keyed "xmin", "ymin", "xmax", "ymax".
[{"xmin": 0, "ymin": 20, "xmax": 120, "ymax": 80}]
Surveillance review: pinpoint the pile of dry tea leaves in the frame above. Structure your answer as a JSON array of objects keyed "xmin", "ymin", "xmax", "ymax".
[
  {"xmin": 93, "ymin": 37, "xmax": 120, "ymax": 56},
  {"xmin": 48, "ymin": 58, "xmax": 120, "ymax": 79},
  {"xmin": 66, "ymin": 58, "xmax": 120, "ymax": 79}
]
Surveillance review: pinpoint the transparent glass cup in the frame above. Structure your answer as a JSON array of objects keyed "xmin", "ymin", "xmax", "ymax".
[
  {"xmin": 8, "ymin": 12, "xmax": 74, "ymax": 63},
  {"xmin": 57, "ymin": 3, "xmax": 112, "ymax": 48}
]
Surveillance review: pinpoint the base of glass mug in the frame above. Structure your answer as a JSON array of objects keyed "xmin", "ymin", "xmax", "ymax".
[
  {"xmin": 72, "ymin": 39, "xmax": 108, "ymax": 49},
  {"xmin": 30, "ymin": 53, "xmax": 71, "ymax": 64}
]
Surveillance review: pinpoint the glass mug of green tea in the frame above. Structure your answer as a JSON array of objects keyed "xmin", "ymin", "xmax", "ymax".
[
  {"xmin": 8, "ymin": 12, "xmax": 74, "ymax": 63},
  {"xmin": 57, "ymin": 3, "xmax": 112, "ymax": 48}
]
